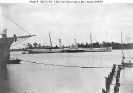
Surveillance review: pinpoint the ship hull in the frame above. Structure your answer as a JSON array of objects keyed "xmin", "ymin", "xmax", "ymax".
[
  {"xmin": 0, "ymin": 60, "xmax": 7, "ymax": 70},
  {"xmin": 84, "ymin": 47, "xmax": 112, "ymax": 52},
  {"xmin": 0, "ymin": 38, "xmax": 14, "ymax": 69},
  {"xmin": 27, "ymin": 47, "xmax": 112, "ymax": 54},
  {"xmin": 27, "ymin": 48, "xmax": 85, "ymax": 54},
  {"xmin": 28, "ymin": 49, "xmax": 63, "ymax": 54}
]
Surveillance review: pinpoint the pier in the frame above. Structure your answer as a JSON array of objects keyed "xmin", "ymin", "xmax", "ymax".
[{"xmin": 102, "ymin": 64, "xmax": 133, "ymax": 93}]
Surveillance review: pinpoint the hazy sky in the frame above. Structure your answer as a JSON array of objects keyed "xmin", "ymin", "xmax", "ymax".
[{"xmin": 1, "ymin": 3, "xmax": 133, "ymax": 48}]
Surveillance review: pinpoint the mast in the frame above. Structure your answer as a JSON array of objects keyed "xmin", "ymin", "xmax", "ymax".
[
  {"xmin": 49, "ymin": 32, "xmax": 52, "ymax": 48},
  {"xmin": 90, "ymin": 33, "xmax": 93, "ymax": 48},
  {"xmin": 121, "ymin": 31, "xmax": 125, "ymax": 63}
]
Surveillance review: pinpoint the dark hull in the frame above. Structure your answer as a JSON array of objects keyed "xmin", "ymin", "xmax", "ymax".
[
  {"xmin": 0, "ymin": 66, "xmax": 9, "ymax": 93},
  {"xmin": 66, "ymin": 50, "xmax": 84, "ymax": 53},
  {"xmin": 0, "ymin": 38, "xmax": 14, "ymax": 69},
  {"xmin": 7, "ymin": 59, "xmax": 21, "ymax": 64}
]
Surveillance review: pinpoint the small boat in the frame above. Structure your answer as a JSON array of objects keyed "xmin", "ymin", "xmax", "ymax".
[
  {"xmin": 22, "ymin": 51, "xmax": 28, "ymax": 54},
  {"xmin": 7, "ymin": 58, "xmax": 21, "ymax": 64},
  {"xmin": 6, "ymin": 52, "xmax": 21, "ymax": 64},
  {"xmin": 120, "ymin": 56, "xmax": 133, "ymax": 67},
  {"xmin": 120, "ymin": 32, "xmax": 133, "ymax": 67}
]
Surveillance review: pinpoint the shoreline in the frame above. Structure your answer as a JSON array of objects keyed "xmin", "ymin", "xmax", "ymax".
[{"xmin": 10, "ymin": 48, "xmax": 133, "ymax": 52}]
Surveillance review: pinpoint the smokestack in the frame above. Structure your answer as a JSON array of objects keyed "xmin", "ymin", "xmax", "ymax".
[
  {"xmin": 59, "ymin": 39, "xmax": 62, "ymax": 48},
  {"xmin": 74, "ymin": 39, "xmax": 78, "ymax": 48}
]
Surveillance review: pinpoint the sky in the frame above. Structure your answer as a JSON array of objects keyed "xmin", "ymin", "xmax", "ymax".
[{"xmin": 1, "ymin": 3, "xmax": 133, "ymax": 48}]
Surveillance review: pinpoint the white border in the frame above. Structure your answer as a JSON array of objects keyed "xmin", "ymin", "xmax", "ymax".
[{"xmin": 0, "ymin": 0, "xmax": 133, "ymax": 3}]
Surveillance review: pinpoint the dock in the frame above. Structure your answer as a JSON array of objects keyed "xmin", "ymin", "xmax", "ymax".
[{"xmin": 102, "ymin": 64, "xmax": 133, "ymax": 93}]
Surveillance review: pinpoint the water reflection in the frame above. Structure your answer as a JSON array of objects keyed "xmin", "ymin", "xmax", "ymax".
[{"xmin": 0, "ymin": 67, "xmax": 10, "ymax": 93}]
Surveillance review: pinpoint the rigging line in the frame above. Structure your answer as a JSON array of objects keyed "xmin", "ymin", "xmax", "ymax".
[
  {"xmin": 1, "ymin": 12, "xmax": 31, "ymax": 35},
  {"xmin": 92, "ymin": 37, "xmax": 98, "ymax": 42},
  {"xmin": 44, "ymin": 35, "xmax": 49, "ymax": 46},
  {"xmin": 20, "ymin": 59, "xmax": 112, "ymax": 68},
  {"xmin": 88, "ymin": 32, "xmax": 98, "ymax": 43},
  {"xmin": 11, "ymin": 38, "xmax": 27, "ymax": 47}
]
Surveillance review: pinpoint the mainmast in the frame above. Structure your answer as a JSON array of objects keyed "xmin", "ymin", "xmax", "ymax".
[{"xmin": 49, "ymin": 32, "xmax": 52, "ymax": 48}]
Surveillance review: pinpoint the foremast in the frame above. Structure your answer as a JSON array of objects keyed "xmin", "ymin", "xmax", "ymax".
[{"xmin": 90, "ymin": 33, "xmax": 93, "ymax": 48}]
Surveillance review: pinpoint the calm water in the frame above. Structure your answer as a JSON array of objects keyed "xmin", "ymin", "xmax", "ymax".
[{"xmin": 0, "ymin": 50, "xmax": 133, "ymax": 93}]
